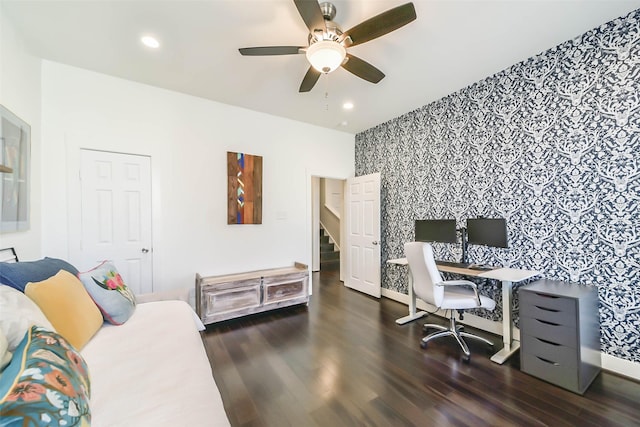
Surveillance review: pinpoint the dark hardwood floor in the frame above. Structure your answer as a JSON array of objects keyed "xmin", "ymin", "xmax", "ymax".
[{"xmin": 201, "ymin": 270, "xmax": 640, "ymax": 427}]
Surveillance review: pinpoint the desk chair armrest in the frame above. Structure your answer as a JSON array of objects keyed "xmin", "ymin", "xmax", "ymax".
[{"xmin": 436, "ymin": 280, "xmax": 481, "ymax": 306}]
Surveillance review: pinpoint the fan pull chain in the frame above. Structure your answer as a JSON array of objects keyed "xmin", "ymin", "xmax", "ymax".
[{"xmin": 324, "ymin": 74, "xmax": 330, "ymax": 111}]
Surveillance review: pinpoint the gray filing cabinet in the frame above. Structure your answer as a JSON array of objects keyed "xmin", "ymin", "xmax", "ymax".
[{"xmin": 519, "ymin": 279, "xmax": 601, "ymax": 394}]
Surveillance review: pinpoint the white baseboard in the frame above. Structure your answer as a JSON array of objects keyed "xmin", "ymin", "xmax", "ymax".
[
  {"xmin": 382, "ymin": 288, "xmax": 640, "ymax": 380},
  {"xmin": 601, "ymin": 354, "xmax": 640, "ymax": 382}
]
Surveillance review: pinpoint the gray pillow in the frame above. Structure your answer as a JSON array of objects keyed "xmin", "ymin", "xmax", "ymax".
[{"xmin": 0, "ymin": 285, "xmax": 56, "ymax": 351}]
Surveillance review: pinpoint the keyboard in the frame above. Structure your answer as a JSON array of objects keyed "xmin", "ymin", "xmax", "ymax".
[
  {"xmin": 436, "ymin": 260, "xmax": 471, "ymax": 268},
  {"xmin": 468, "ymin": 265, "xmax": 494, "ymax": 271},
  {"xmin": 436, "ymin": 260, "xmax": 495, "ymax": 271}
]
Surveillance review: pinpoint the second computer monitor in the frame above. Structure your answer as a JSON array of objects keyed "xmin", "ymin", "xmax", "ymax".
[
  {"xmin": 466, "ymin": 218, "xmax": 508, "ymax": 248},
  {"xmin": 415, "ymin": 219, "xmax": 457, "ymax": 244}
]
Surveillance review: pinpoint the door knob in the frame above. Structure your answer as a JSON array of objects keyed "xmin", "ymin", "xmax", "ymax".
[
  {"xmin": 372, "ymin": 241, "xmax": 379, "ymax": 245},
  {"xmin": 141, "ymin": 248, "xmax": 150, "ymax": 253}
]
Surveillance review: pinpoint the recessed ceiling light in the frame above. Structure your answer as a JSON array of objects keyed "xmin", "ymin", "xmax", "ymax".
[
  {"xmin": 343, "ymin": 102, "xmax": 354, "ymax": 110},
  {"xmin": 141, "ymin": 36, "xmax": 160, "ymax": 49}
]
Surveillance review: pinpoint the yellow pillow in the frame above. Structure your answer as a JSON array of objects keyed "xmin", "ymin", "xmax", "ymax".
[{"xmin": 25, "ymin": 270, "xmax": 103, "ymax": 350}]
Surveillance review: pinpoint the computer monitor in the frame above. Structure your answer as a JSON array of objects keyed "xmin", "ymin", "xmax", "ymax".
[
  {"xmin": 466, "ymin": 218, "xmax": 508, "ymax": 248},
  {"xmin": 414, "ymin": 219, "xmax": 457, "ymax": 244}
]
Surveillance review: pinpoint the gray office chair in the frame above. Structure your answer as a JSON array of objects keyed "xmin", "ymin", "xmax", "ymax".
[{"xmin": 404, "ymin": 242, "xmax": 495, "ymax": 362}]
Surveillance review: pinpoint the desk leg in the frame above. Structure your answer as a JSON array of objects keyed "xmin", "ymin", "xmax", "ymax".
[
  {"xmin": 395, "ymin": 271, "xmax": 427, "ymax": 325},
  {"xmin": 490, "ymin": 280, "xmax": 520, "ymax": 364}
]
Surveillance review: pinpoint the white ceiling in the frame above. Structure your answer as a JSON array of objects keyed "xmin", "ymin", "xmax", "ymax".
[{"xmin": 5, "ymin": 0, "xmax": 640, "ymax": 134}]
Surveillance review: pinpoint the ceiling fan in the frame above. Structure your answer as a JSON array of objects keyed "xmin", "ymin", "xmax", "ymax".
[{"xmin": 239, "ymin": 0, "xmax": 416, "ymax": 92}]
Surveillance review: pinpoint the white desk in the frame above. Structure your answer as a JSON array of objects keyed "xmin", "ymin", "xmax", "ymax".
[
  {"xmin": 388, "ymin": 258, "xmax": 426, "ymax": 324},
  {"xmin": 387, "ymin": 258, "xmax": 540, "ymax": 364}
]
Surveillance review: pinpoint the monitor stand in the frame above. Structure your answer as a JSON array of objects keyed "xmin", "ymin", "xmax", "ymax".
[{"xmin": 460, "ymin": 227, "xmax": 469, "ymax": 264}]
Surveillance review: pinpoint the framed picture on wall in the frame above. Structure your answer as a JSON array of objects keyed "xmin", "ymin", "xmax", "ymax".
[
  {"xmin": 227, "ymin": 151, "xmax": 262, "ymax": 224},
  {"xmin": 0, "ymin": 105, "xmax": 31, "ymax": 233}
]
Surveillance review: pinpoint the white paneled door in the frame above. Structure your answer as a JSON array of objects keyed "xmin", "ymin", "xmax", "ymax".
[
  {"xmin": 345, "ymin": 173, "xmax": 381, "ymax": 298},
  {"xmin": 79, "ymin": 149, "xmax": 152, "ymax": 295}
]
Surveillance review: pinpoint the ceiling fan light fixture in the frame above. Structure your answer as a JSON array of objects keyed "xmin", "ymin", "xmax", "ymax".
[
  {"xmin": 141, "ymin": 35, "xmax": 160, "ymax": 49},
  {"xmin": 306, "ymin": 40, "xmax": 346, "ymax": 74}
]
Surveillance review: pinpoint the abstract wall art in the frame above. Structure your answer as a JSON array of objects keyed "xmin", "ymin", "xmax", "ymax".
[
  {"xmin": 0, "ymin": 105, "xmax": 30, "ymax": 233},
  {"xmin": 227, "ymin": 151, "xmax": 262, "ymax": 224}
]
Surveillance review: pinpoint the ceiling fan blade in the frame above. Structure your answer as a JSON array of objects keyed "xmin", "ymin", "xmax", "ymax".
[
  {"xmin": 340, "ymin": 2, "xmax": 416, "ymax": 47},
  {"xmin": 293, "ymin": 0, "xmax": 327, "ymax": 35},
  {"xmin": 299, "ymin": 66, "xmax": 321, "ymax": 92},
  {"xmin": 341, "ymin": 54, "xmax": 385, "ymax": 84},
  {"xmin": 239, "ymin": 46, "xmax": 304, "ymax": 56}
]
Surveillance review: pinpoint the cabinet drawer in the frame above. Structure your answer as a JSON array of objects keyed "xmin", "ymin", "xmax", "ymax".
[
  {"xmin": 521, "ymin": 333, "xmax": 578, "ymax": 369},
  {"xmin": 521, "ymin": 349, "xmax": 579, "ymax": 392},
  {"xmin": 520, "ymin": 316, "xmax": 578, "ymax": 348},
  {"xmin": 263, "ymin": 274, "xmax": 308, "ymax": 305},
  {"xmin": 203, "ymin": 284, "xmax": 261, "ymax": 318},
  {"xmin": 520, "ymin": 291, "xmax": 576, "ymax": 322},
  {"xmin": 520, "ymin": 298, "xmax": 577, "ymax": 327}
]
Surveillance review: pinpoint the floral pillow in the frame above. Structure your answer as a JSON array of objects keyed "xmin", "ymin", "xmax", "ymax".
[
  {"xmin": 0, "ymin": 328, "xmax": 12, "ymax": 371},
  {"xmin": 0, "ymin": 326, "xmax": 91, "ymax": 427},
  {"xmin": 78, "ymin": 261, "xmax": 136, "ymax": 325}
]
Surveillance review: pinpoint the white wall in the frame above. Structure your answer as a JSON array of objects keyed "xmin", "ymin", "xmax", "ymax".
[
  {"xmin": 40, "ymin": 61, "xmax": 354, "ymax": 292},
  {"xmin": 0, "ymin": 3, "xmax": 42, "ymax": 259}
]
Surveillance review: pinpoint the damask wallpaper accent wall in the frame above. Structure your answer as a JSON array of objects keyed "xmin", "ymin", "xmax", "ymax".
[{"xmin": 355, "ymin": 10, "xmax": 640, "ymax": 363}]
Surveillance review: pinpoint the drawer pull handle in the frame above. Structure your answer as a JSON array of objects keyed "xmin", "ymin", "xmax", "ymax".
[
  {"xmin": 536, "ymin": 319, "xmax": 560, "ymax": 326},
  {"xmin": 536, "ymin": 356, "xmax": 560, "ymax": 366},
  {"xmin": 535, "ymin": 305, "xmax": 559, "ymax": 312},
  {"xmin": 536, "ymin": 337, "xmax": 560, "ymax": 346},
  {"xmin": 535, "ymin": 293, "xmax": 560, "ymax": 299}
]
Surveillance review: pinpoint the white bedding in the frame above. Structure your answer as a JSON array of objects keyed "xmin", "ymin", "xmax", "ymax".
[{"xmin": 81, "ymin": 300, "xmax": 229, "ymax": 427}]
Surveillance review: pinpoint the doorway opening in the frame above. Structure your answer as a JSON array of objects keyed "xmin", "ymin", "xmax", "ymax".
[{"xmin": 311, "ymin": 176, "xmax": 345, "ymax": 275}]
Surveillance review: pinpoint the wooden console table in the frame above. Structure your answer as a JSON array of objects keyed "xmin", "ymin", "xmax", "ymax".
[{"xmin": 196, "ymin": 263, "xmax": 309, "ymax": 325}]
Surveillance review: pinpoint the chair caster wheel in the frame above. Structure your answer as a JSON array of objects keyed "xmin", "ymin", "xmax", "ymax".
[
  {"xmin": 420, "ymin": 341, "xmax": 428, "ymax": 349},
  {"xmin": 462, "ymin": 355, "xmax": 471, "ymax": 363}
]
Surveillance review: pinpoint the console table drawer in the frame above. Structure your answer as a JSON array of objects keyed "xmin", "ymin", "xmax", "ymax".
[
  {"xmin": 200, "ymin": 280, "xmax": 262, "ymax": 324},
  {"xmin": 264, "ymin": 273, "xmax": 308, "ymax": 305}
]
